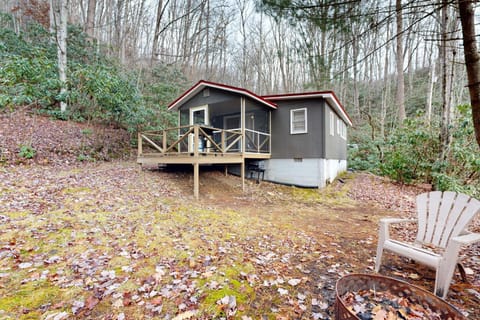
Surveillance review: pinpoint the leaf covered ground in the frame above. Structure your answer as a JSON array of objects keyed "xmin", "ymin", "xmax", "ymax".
[
  {"xmin": 1, "ymin": 162, "xmax": 479, "ymax": 320},
  {"xmin": 0, "ymin": 113, "xmax": 479, "ymax": 319}
]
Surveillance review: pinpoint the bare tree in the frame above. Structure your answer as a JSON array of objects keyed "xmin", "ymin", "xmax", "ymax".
[
  {"xmin": 395, "ymin": 0, "xmax": 406, "ymax": 125},
  {"xmin": 458, "ymin": 0, "xmax": 480, "ymax": 147},
  {"xmin": 50, "ymin": 0, "xmax": 68, "ymax": 112},
  {"xmin": 85, "ymin": 0, "xmax": 96, "ymax": 39}
]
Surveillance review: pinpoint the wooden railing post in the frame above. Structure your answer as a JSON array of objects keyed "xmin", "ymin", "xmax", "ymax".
[
  {"xmin": 162, "ymin": 130, "xmax": 167, "ymax": 155},
  {"xmin": 221, "ymin": 131, "xmax": 225, "ymax": 154},
  {"xmin": 138, "ymin": 132, "xmax": 142, "ymax": 156},
  {"xmin": 194, "ymin": 125, "xmax": 199, "ymax": 156}
]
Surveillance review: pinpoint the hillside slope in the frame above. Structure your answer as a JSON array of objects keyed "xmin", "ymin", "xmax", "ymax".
[{"xmin": 0, "ymin": 111, "xmax": 131, "ymax": 165}]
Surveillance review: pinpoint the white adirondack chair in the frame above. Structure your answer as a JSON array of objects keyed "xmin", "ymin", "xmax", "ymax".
[{"xmin": 375, "ymin": 191, "xmax": 480, "ymax": 298}]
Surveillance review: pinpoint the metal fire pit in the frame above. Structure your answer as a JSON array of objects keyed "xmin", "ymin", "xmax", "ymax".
[{"xmin": 335, "ymin": 274, "xmax": 465, "ymax": 320}]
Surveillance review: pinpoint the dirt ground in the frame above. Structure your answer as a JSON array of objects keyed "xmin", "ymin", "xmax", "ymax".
[
  {"xmin": 0, "ymin": 113, "xmax": 479, "ymax": 319},
  {"xmin": 1, "ymin": 160, "xmax": 478, "ymax": 319}
]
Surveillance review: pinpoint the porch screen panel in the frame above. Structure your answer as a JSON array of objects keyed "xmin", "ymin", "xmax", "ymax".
[
  {"xmin": 179, "ymin": 109, "xmax": 189, "ymax": 152},
  {"xmin": 245, "ymin": 103, "xmax": 270, "ymax": 153}
]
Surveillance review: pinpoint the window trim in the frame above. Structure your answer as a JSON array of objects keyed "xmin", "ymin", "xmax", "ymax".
[
  {"xmin": 329, "ymin": 111, "xmax": 335, "ymax": 136},
  {"xmin": 290, "ymin": 108, "xmax": 308, "ymax": 134}
]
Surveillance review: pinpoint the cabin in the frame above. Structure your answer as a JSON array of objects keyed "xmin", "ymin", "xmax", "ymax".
[{"xmin": 137, "ymin": 80, "xmax": 353, "ymax": 198}]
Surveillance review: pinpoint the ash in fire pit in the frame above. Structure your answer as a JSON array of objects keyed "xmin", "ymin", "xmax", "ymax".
[{"xmin": 335, "ymin": 274, "xmax": 465, "ymax": 320}]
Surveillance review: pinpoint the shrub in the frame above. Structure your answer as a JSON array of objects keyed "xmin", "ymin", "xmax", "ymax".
[
  {"xmin": 18, "ymin": 144, "xmax": 36, "ymax": 159},
  {"xmin": 0, "ymin": 53, "xmax": 60, "ymax": 108},
  {"xmin": 380, "ymin": 118, "xmax": 439, "ymax": 184}
]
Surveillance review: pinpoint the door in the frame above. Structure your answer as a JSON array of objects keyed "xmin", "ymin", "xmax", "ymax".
[
  {"xmin": 224, "ymin": 115, "xmax": 241, "ymax": 152},
  {"xmin": 189, "ymin": 105, "xmax": 208, "ymax": 152}
]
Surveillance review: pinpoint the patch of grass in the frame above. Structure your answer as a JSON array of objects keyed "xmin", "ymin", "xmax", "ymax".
[
  {"xmin": 135, "ymin": 265, "xmax": 156, "ymax": 279},
  {"xmin": 198, "ymin": 263, "xmax": 256, "ymax": 317},
  {"xmin": 291, "ymin": 187, "xmax": 323, "ymax": 202},
  {"xmin": 0, "ymin": 281, "xmax": 63, "ymax": 313},
  {"xmin": 201, "ymin": 284, "xmax": 254, "ymax": 318},
  {"xmin": 117, "ymin": 279, "xmax": 139, "ymax": 292},
  {"xmin": 61, "ymin": 187, "xmax": 92, "ymax": 195},
  {"xmin": 1, "ymin": 211, "xmax": 30, "ymax": 219}
]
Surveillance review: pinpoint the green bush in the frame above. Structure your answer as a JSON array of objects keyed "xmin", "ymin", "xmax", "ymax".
[
  {"xmin": 432, "ymin": 106, "xmax": 480, "ymax": 198},
  {"xmin": 380, "ymin": 118, "xmax": 439, "ymax": 184},
  {"xmin": 0, "ymin": 53, "xmax": 60, "ymax": 108},
  {"xmin": 351, "ymin": 108, "xmax": 479, "ymax": 198},
  {"xmin": 18, "ymin": 144, "xmax": 36, "ymax": 159}
]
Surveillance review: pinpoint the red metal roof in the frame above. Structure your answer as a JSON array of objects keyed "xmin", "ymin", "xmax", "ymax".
[
  {"xmin": 167, "ymin": 80, "xmax": 278, "ymax": 110},
  {"xmin": 263, "ymin": 91, "xmax": 353, "ymax": 127},
  {"xmin": 167, "ymin": 80, "xmax": 352, "ymax": 126}
]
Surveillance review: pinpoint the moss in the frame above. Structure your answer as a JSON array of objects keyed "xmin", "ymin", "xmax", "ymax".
[
  {"xmin": 201, "ymin": 282, "xmax": 255, "ymax": 317},
  {"xmin": 118, "ymin": 279, "xmax": 139, "ymax": 292},
  {"xmin": 61, "ymin": 187, "xmax": 92, "ymax": 195},
  {"xmin": 135, "ymin": 265, "xmax": 156, "ymax": 279},
  {"xmin": 0, "ymin": 281, "xmax": 63, "ymax": 313},
  {"xmin": 198, "ymin": 263, "xmax": 256, "ymax": 317},
  {"xmin": 1, "ymin": 211, "xmax": 29, "ymax": 219}
]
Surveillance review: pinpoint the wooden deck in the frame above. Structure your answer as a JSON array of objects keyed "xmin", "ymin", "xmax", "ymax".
[{"xmin": 137, "ymin": 125, "xmax": 271, "ymax": 199}]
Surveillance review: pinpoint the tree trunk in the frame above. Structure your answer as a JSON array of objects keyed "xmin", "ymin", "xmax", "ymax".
[
  {"xmin": 439, "ymin": 1, "xmax": 452, "ymax": 161},
  {"xmin": 51, "ymin": 0, "xmax": 68, "ymax": 113},
  {"xmin": 458, "ymin": 0, "xmax": 480, "ymax": 148},
  {"xmin": 352, "ymin": 34, "xmax": 360, "ymax": 120},
  {"xmin": 85, "ymin": 0, "xmax": 96, "ymax": 39},
  {"xmin": 151, "ymin": 0, "xmax": 165, "ymax": 62},
  {"xmin": 381, "ymin": 10, "xmax": 392, "ymax": 139},
  {"xmin": 426, "ymin": 61, "xmax": 435, "ymax": 124},
  {"xmin": 395, "ymin": 0, "xmax": 406, "ymax": 125}
]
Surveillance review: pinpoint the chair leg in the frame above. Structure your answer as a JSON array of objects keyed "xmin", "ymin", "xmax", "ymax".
[
  {"xmin": 375, "ymin": 242, "xmax": 384, "ymax": 272},
  {"xmin": 375, "ymin": 222, "xmax": 388, "ymax": 272},
  {"xmin": 435, "ymin": 241, "xmax": 462, "ymax": 299}
]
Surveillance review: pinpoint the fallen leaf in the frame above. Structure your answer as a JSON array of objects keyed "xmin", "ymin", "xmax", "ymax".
[
  {"xmin": 408, "ymin": 273, "xmax": 420, "ymax": 280},
  {"xmin": 278, "ymin": 288, "xmax": 289, "ymax": 295},
  {"xmin": 172, "ymin": 310, "xmax": 198, "ymax": 320},
  {"xmin": 85, "ymin": 295, "xmax": 99, "ymax": 310}
]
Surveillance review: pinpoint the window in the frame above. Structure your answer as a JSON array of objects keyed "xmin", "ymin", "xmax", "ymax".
[
  {"xmin": 329, "ymin": 111, "xmax": 335, "ymax": 136},
  {"xmin": 290, "ymin": 108, "xmax": 307, "ymax": 134}
]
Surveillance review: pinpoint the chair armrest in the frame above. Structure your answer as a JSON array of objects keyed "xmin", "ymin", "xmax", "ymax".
[
  {"xmin": 451, "ymin": 232, "xmax": 480, "ymax": 246},
  {"xmin": 379, "ymin": 217, "xmax": 416, "ymax": 226},
  {"xmin": 378, "ymin": 218, "xmax": 416, "ymax": 243}
]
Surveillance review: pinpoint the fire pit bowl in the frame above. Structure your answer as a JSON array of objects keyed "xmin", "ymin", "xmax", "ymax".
[{"xmin": 335, "ymin": 273, "xmax": 466, "ymax": 320}]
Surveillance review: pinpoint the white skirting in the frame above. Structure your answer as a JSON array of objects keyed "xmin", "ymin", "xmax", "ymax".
[{"xmin": 261, "ymin": 158, "xmax": 347, "ymax": 188}]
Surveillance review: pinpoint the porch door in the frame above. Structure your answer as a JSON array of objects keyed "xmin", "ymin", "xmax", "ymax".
[
  {"xmin": 224, "ymin": 115, "xmax": 241, "ymax": 152},
  {"xmin": 189, "ymin": 105, "xmax": 208, "ymax": 152}
]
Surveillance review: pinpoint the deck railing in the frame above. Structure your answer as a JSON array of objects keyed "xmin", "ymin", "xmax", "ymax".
[{"xmin": 138, "ymin": 125, "xmax": 270, "ymax": 157}]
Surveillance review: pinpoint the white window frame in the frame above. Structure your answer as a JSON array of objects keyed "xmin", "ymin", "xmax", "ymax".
[
  {"xmin": 339, "ymin": 121, "xmax": 346, "ymax": 140},
  {"xmin": 329, "ymin": 111, "xmax": 335, "ymax": 136},
  {"xmin": 290, "ymin": 108, "xmax": 308, "ymax": 134}
]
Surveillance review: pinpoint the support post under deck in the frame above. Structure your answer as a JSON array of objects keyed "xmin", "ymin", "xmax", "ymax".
[
  {"xmin": 193, "ymin": 162, "xmax": 199, "ymax": 200},
  {"xmin": 241, "ymin": 160, "xmax": 245, "ymax": 191}
]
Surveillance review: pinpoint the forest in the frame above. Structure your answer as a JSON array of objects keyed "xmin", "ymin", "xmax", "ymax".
[
  {"xmin": 1, "ymin": 1, "xmax": 480, "ymax": 319},
  {"xmin": 0, "ymin": 0, "xmax": 479, "ymax": 196}
]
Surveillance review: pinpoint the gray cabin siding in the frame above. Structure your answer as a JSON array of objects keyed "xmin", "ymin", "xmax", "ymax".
[
  {"xmin": 271, "ymin": 99, "xmax": 325, "ymax": 159},
  {"xmin": 323, "ymin": 105, "xmax": 347, "ymax": 160},
  {"xmin": 178, "ymin": 88, "xmax": 240, "ymax": 112}
]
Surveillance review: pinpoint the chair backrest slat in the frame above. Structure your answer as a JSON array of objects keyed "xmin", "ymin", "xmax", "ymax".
[
  {"xmin": 416, "ymin": 191, "xmax": 480, "ymax": 249},
  {"xmin": 424, "ymin": 191, "xmax": 442, "ymax": 243},
  {"xmin": 445, "ymin": 197, "xmax": 480, "ymax": 246},
  {"xmin": 416, "ymin": 193, "xmax": 428, "ymax": 243},
  {"xmin": 432, "ymin": 191, "xmax": 457, "ymax": 246},
  {"xmin": 440, "ymin": 193, "xmax": 471, "ymax": 247}
]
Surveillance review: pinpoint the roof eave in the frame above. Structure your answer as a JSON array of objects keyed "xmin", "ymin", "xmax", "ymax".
[
  {"xmin": 168, "ymin": 80, "xmax": 277, "ymax": 111},
  {"xmin": 263, "ymin": 92, "xmax": 353, "ymax": 127}
]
